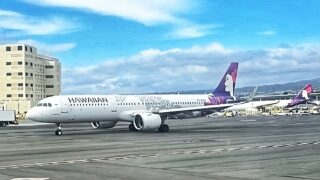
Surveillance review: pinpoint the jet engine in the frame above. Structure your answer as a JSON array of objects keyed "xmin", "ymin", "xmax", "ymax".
[
  {"xmin": 133, "ymin": 113, "xmax": 162, "ymax": 131},
  {"xmin": 91, "ymin": 121, "xmax": 118, "ymax": 129}
]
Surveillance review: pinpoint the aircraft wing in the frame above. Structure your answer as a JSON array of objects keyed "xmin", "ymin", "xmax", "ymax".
[
  {"xmin": 253, "ymin": 100, "xmax": 280, "ymax": 108},
  {"xmin": 226, "ymin": 100, "xmax": 279, "ymax": 111},
  {"xmin": 158, "ymin": 103, "xmax": 234, "ymax": 114}
]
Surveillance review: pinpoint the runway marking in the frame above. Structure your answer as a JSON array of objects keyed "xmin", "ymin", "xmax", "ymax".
[
  {"xmin": 1, "ymin": 140, "xmax": 319, "ymax": 170},
  {"xmin": 11, "ymin": 178, "xmax": 49, "ymax": 180},
  {"xmin": 239, "ymin": 119, "xmax": 257, "ymax": 122}
]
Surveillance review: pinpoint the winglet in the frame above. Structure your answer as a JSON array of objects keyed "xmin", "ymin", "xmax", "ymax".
[{"xmin": 246, "ymin": 86, "xmax": 258, "ymax": 102}]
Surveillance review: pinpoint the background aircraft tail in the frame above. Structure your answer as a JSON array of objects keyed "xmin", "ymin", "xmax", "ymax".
[
  {"xmin": 287, "ymin": 84, "xmax": 312, "ymax": 108},
  {"xmin": 212, "ymin": 62, "xmax": 238, "ymax": 98},
  {"xmin": 293, "ymin": 84, "xmax": 312, "ymax": 101}
]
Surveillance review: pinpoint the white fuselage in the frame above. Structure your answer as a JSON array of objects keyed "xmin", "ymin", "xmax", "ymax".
[{"xmin": 27, "ymin": 94, "xmax": 210, "ymax": 123}]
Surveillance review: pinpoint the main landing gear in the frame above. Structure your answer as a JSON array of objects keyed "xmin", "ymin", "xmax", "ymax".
[
  {"xmin": 128, "ymin": 123, "xmax": 169, "ymax": 133},
  {"xmin": 158, "ymin": 124, "xmax": 169, "ymax": 133},
  {"xmin": 55, "ymin": 123, "xmax": 62, "ymax": 136},
  {"xmin": 128, "ymin": 123, "xmax": 137, "ymax": 131}
]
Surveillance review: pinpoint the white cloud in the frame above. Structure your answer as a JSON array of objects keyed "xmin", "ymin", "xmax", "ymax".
[
  {"xmin": 0, "ymin": 9, "xmax": 22, "ymax": 17},
  {"xmin": 17, "ymin": 39, "xmax": 76, "ymax": 54},
  {"xmin": 23, "ymin": 0, "xmax": 216, "ymax": 39},
  {"xmin": 167, "ymin": 24, "xmax": 219, "ymax": 39},
  {"xmin": 24, "ymin": 0, "xmax": 190, "ymax": 26},
  {"xmin": 257, "ymin": 30, "xmax": 276, "ymax": 36},
  {"xmin": 61, "ymin": 42, "xmax": 320, "ymax": 94},
  {"xmin": 0, "ymin": 9, "xmax": 79, "ymax": 35}
]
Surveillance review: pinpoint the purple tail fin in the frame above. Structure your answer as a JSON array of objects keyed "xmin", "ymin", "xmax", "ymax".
[
  {"xmin": 212, "ymin": 62, "xmax": 239, "ymax": 98},
  {"xmin": 287, "ymin": 84, "xmax": 312, "ymax": 107},
  {"xmin": 293, "ymin": 84, "xmax": 312, "ymax": 100}
]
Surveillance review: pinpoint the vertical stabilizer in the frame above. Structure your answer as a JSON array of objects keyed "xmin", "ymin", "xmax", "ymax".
[
  {"xmin": 293, "ymin": 84, "xmax": 312, "ymax": 100},
  {"xmin": 287, "ymin": 84, "xmax": 312, "ymax": 107},
  {"xmin": 212, "ymin": 62, "xmax": 239, "ymax": 99}
]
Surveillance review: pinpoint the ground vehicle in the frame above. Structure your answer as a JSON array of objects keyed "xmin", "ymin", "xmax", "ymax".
[{"xmin": 0, "ymin": 110, "xmax": 17, "ymax": 127}]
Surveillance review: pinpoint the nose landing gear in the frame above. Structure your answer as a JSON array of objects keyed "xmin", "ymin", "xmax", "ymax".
[{"xmin": 55, "ymin": 123, "xmax": 62, "ymax": 136}]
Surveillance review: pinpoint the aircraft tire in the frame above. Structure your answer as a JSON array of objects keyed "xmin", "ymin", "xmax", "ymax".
[
  {"xmin": 129, "ymin": 124, "xmax": 137, "ymax": 131},
  {"xmin": 158, "ymin": 124, "xmax": 169, "ymax": 133},
  {"xmin": 55, "ymin": 129, "xmax": 62, "ymax": 136}
]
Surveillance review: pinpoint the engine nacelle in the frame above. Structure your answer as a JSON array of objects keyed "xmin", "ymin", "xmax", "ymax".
[
  {"xmin": 91, "ymin": 121, "xmax": 117, "ymax": 129},
  {"xmin": 133, "ymin": 113, "xmax": 161, "ymax": 131}
]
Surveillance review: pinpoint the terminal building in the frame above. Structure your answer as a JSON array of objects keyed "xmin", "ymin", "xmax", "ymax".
[{"xmin": 0, "ymin": 44, "xmax": 61, "ymax": 117}]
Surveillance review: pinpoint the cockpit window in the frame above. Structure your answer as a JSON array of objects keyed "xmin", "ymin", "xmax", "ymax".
[
  {"xmin": 48, "ymin": 103, "xmax": 52, "ymax": 107},
  {"xmin": 43, "ymin": 103, "xmax": 47, "ymax": 107},
  {"xmin": 37, "ymin": 103, "xmax": 43, "ymax": 107}
]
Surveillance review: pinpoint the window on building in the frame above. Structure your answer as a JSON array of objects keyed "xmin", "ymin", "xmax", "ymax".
[
  {"xmin": 46, "ymin": 75, "xmax": 54, "ymax": 78},
  {"xmin": 18, "ymin": 61, "xmax": 23, "ymax": 65},
  {"xmin": 6, "ymin": 46, "xmax": 11, "ymax": 51},
  {"xmin": 18, "ymin": 72, "xmax": 23, "ymax": 76},
  {"xmin": 30, "ymin": 47, "xmax": 33, "ymax": 52},
  {"xmin": 45, "ymin": 65, "xmax": 54, "ymax": 69},
  {"xmin": 30, "ymin": 73, "xmax": 33, "ymax": 77},
  {"xmin": 7, "ymin": 94, "xmax": 12, "ymax": 98},
  {"xmin": 26, "ymin": 94, "xmax": 28, "ymax": 97},
  {"xmin": 46, "ymin": 85, "xmax": 54, "ymax": 88},
  {"xmin": 25, "ymin": 46, "xmax": 28, "ymax": 51},
  {"xmin": 18, "ymin": 83, "xmax": 23, "ymax": 86},
  {"xmin": 6, "ymin": 83, "xmax": 11, "ymax": 87},
  {"xmin": 31, "ymin": 94, "xmax": 33, "ymax": 98},
  {"xmin": 30, "ymin": 84, "xmax": 33, "ymax": 87},
  {"xmin": 6, "ymin": 73, "xmax": 11, "ymax": 76},
  {"xmin": 25, "ymin": 62, "xmax": 28, "ymax": 65},
  {"xmin": 25, "ymin": 83, "xmax": 28, "ymax": 87},
  {"xmin": 25, "ymin": 72, "xmax": 28, "ymax": 76},
  {"xmin": 30, "ymin": 63, "xmax": 33, "ymax": 66},
  {"xmin": 18, "ymin": 94, "xmax": 23, "ymax": 97},
  {"xmin": 18, "ymin": 46, "xmax": 23, "ymax": 51},
  {"xmin": 6, "ymin": 62, "xmax": 11, "ymax": 65}
]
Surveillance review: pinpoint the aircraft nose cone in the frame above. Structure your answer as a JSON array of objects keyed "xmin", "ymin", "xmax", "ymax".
[{"xmin": 26, "ymin": 108, "xmax": 40, "ymax": 121}]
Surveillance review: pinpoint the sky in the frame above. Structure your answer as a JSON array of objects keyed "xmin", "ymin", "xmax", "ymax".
[{"xmin": 0, "ymin": 0, "xmax": 320, "ymax": 94}]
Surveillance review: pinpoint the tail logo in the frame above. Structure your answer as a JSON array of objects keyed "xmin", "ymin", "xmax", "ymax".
[{"xmin": 224, "ymin": 68, "xmax": 237, "ymax": 100}]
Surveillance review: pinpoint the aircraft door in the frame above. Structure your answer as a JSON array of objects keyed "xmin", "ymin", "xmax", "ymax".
[
  {"xmin": 109, "ymin": 96, "xmax": 118, "ymax": 113},
  {"xmin": 60, "ymin": 98, "xmax": 74, "ymax": 121}
]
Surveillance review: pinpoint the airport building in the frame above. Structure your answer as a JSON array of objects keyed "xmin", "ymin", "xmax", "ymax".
[{"xmin": 0, "ymin": 44, "xmax": 61, "ymax": 117}]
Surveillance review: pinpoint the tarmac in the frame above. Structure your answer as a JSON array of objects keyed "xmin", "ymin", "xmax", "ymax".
[{"xmin": 0, "ymin": 115, "xmax": 320, "ymax": 180}]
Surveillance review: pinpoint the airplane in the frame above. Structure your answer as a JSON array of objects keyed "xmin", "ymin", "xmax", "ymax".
[
  {"xmin": 26, "ymin": 62, "xmax": 239, "ymax": 135},
  {"xmin": 225, "ymin": 84, "xmax": 313, "ymax": 113}
]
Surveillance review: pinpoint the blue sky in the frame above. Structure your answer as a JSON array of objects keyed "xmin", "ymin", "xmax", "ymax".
[{"xmin": 1, "ymin": 0, "xmax": 320, "ymax": 94}]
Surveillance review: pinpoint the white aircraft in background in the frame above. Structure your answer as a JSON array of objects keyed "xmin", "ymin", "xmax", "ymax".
[
  {"xmin": 226, "ymin": 84, "xmax": 313, "ymax": 112},
  {"xmin": 27, "ymin": 63, "xmax": 239, "ymax": 135}
]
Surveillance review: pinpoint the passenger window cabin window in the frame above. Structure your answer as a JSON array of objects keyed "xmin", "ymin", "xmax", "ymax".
[
  {"xmin": 48, "ymin": 103, "xmax": 52, "ymax": 107},
  {"xmin": 43, "ymin": 103, "xmax": 47, "ymax": 107},
  {"xmin": 37, "ymin": 103, "xmax": 43, "ymax": 107}
]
